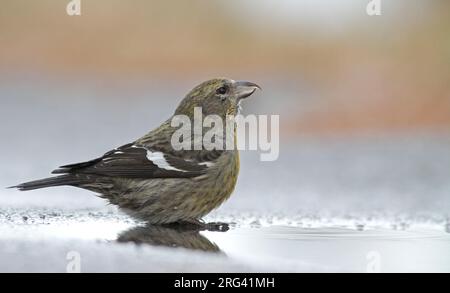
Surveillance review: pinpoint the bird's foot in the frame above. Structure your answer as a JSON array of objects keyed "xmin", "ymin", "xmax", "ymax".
[
  {"xmin": 183, "ymin": 219, "xmax": 229, "ymax": 232},
  {"xmin": 205, "ymin": 222, "xmax": 230, "ymax": 232}
]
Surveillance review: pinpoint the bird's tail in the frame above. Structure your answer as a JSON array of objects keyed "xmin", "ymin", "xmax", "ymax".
[{"xmin": 8, "ymin": 175, "xmax": 80, "ymax": 191}]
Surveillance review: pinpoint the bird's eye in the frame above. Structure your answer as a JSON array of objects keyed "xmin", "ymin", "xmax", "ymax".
[{"xmin": 216, "ymin": 86, "xmax": 228, "ymax": 95}]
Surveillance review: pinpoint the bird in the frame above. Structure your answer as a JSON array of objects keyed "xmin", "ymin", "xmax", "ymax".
[{"xmin": 10, "ymin": 78, "xmax": 261, "ymax": 226}]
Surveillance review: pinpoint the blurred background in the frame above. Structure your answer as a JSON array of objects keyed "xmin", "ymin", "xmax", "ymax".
[{"xmin": 0, "ymin": 0, "xmax": 449, "ymax": 219}]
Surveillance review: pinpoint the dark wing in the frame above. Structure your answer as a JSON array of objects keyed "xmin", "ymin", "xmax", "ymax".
[{"xmin": 52, "ymin": 143, "xmax": 212, "ymax": 179}]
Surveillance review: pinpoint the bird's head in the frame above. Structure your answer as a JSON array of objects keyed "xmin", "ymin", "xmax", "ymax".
[{"xmin": 174, "ymin": 78, "xmax": 260, "ymax": 118}]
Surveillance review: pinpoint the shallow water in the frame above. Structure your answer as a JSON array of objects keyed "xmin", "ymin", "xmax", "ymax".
[{"xmin": 0, "ymin": 207, "xmax": 449, "ymax": 273}]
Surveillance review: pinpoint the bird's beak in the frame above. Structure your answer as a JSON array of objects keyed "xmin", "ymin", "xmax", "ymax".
[{"xmin": 234, "ymin": 81, "xmax": 261, "ymax": 101}]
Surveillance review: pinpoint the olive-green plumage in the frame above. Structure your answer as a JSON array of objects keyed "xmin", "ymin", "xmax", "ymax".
[{"xmin": 12, "ymin": 78, "xmax": 260, "ymax": 225}]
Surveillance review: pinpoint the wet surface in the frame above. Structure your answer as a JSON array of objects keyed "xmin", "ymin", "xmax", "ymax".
[{"xmin": 1, "ymin": 207, "xmax": 449, "ymax": 272}]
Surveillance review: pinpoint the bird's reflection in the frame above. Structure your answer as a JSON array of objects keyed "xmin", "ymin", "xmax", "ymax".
[{"xmin": 117, "ymin": 222, "xmax": 229, "ymax": 253}]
